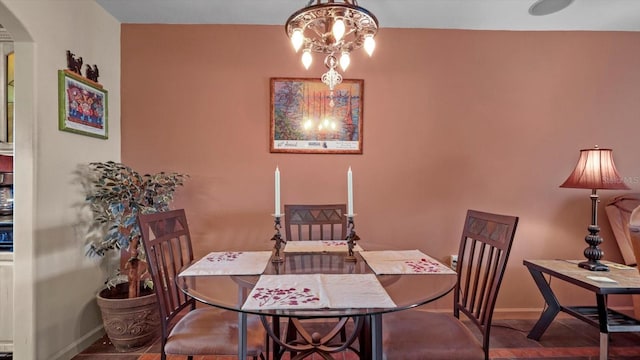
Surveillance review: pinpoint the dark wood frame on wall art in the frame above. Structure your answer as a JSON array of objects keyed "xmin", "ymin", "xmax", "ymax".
[
  {"xmin": 270, "ymin": 77, "xmax": 364, "ymax": 154},
  {"xmin": 58, "ymin": 69, "xmax": 108, "ymax": 139}
]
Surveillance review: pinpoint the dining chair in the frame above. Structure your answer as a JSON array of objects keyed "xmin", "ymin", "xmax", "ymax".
[
  {"xmin": 137, "ymin": 209, "xmax": 266, "ymax": 360},
  {"xmin": 382, "ymin": 209, "xmax": 519, "ymax": 360},
  {"xmin": 284, "ymin": 203, "xmax": 347, "ymax": 241},
  {"xmin": 282, "ymin": 204, "xmax": 350, "ymax": 356}
]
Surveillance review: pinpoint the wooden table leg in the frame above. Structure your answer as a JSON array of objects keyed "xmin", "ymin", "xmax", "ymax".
[{"xmin": 526, "ymin": 266, "xmax": 561, "ymax": 340}]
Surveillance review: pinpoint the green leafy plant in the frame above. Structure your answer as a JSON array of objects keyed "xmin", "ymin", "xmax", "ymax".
[{"xmin": 85, "ymin": 161, "xmax": 188, "ymax": 298}]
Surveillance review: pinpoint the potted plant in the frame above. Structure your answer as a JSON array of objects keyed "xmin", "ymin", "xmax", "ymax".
[{"xmin": 84, "ymin": 161, "xmax": 187, "ymax": 351}]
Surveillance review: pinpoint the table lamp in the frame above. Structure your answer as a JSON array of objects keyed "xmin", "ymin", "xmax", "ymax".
[{"xmin": 560, "ymin": 146, "xmax": 629, "ymax": 271}]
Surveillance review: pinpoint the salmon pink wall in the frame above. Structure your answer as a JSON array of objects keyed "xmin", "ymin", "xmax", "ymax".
[{"xmin": 121, "ymin": 25, "xmax": 640, "ymax": 310}]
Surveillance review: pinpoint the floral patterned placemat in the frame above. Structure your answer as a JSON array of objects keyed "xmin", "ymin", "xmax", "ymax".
[
  {"xmin": 359, "ymin": 250, "xmax": 456, "ymax": 275},
  {"xmin": 284, "ymin": 240, "xmax": 364, "ymax": 253},
  {"xmin": 241, "ymin": 274, "xmax": 396, "ymax": 310},
  {"xmin": 179, "ymin": 251, "xmax": 273, "ymax": 276}
]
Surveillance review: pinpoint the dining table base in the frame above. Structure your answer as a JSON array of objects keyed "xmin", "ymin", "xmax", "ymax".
[
  {"xmin": 263, "ymin": 316, "xmax": 365, "ymax": 360},
  {"xmin": 177, "ymin": 250, "xmax": 456, "ymax": 360}
]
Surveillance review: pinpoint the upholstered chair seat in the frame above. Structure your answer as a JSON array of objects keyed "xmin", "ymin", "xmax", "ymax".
[
  {"xmin": 165, "ymin": 308, "xmax": 264, "ymax": 357},
  {"xmin": 382, "ymin": 311, "xmax": 484, "ymax": 360}
]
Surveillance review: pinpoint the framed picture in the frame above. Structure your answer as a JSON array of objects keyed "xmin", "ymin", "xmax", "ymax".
[
  {"xmin": 270, "ymin": 77, "xmax": 364, "ymax": 154},
  {"xmin": 58, "ymin": 69, "xmax": 108, "ymax": 139}
]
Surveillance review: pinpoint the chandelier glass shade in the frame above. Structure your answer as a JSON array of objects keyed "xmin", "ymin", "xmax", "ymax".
[{"xmin": 285, "ymin": 0, "xmax": 378, "ymax": 91}]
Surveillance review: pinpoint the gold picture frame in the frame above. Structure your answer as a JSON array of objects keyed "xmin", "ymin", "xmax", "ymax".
[{"xmin": 270, "ymin": 77, "xmax": 364, "ymax": 154}]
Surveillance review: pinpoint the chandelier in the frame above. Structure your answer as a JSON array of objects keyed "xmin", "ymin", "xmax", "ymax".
[{"xmin": 285, "ymin": 0, "xmax": 378, "ymax": 92}]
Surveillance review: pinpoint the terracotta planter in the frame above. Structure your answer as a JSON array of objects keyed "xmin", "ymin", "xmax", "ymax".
[{"xmin": 96, "ymin": 283, "xmax": 160, "ymax": 352}]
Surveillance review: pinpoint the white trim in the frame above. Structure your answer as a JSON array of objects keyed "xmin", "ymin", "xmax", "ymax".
[
  {"xmin": 12, "ymin": 39, "xmax": 35, "ymax": 360},
  {"xmin": 0, "ymin": 342, "xmax": 12, "ymax": 352},
  {"xmin": 50, "ymin": 326, "xmax": 105, "ymax": 360}
]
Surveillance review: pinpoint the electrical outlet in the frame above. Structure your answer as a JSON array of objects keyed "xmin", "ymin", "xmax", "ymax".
[{"xmin": 450, "ymin": 255, "xmax": 458, "ymax": 271}]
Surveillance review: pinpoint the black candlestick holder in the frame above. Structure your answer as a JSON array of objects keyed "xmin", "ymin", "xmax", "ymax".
[
  {"xmin": 271, "ymin": 215, "xmax": 285, "ymax": 263},
  {"xmin": 345, "ymin": 215, "xmax": 360, "ymax": 262}
]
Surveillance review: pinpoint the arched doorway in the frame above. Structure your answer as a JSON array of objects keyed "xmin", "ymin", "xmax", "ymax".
[{"xmin": 0, "ymin": 3, "xmax": 35, "ymax": 359}]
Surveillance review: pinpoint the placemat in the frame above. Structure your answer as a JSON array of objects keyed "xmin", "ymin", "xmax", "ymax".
[
  {"xmin": 360, "ymin": 250, "xmax": 456, "ymax": 275},
  {"xmin": 242, "ymin": 273, "xmax": 396, "ymax": 310},
  {"xmin": 179, "ymin": 251, "xmax": 272, "ymax": 276}
]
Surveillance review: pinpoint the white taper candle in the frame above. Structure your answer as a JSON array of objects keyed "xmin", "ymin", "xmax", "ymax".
[
  {"xmin": 347, "ymin": 167, "xmax": 353, "ymax": 215},
  {"xmin": 275, "ymin": 167, "xmax": 281, "ymax": 216}
]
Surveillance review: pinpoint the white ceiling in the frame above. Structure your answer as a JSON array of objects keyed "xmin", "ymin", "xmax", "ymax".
[{"xmin": 95, "ymin": 0, "xmax": 640, "ymax": 31}]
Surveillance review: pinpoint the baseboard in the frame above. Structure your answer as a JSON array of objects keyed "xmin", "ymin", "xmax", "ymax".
[
  {"xmin": 0, "ymin": 341, "xmax": 12, "ymax": 353},
  {"xmin": 50, "ymin": 325, "xmax": 105, "ymax": 360}
]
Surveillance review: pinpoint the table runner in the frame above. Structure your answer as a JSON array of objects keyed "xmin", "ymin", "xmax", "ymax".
[
  {"xmin": 360, "ymin": 250, "xmax": 456, "ymax": 275},
  {"xmin": 241, "ymin": 273, "xmax": 396, "ymax": 310},
  {"xmin": 283, "ymin": 240, "xmax": 364, "ymax": 253},
  {"xmin": 179, "ymin": 251, "xmax": 272, "ymax": 276}
]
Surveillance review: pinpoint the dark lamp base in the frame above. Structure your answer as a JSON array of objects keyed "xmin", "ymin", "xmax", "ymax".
[{"xmin": 578, "ymin": 260, "xmax": 609, "ymax": 272}]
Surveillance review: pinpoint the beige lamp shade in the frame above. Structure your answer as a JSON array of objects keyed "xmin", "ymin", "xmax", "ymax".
[{"xmin": 560, "ymin": 147, "xmax": 629, "ymax": 190}]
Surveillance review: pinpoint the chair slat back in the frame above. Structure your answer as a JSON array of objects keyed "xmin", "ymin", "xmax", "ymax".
[
  {"xmin": 284, "ymin": 204, "xmax": 347, "ymax": 241},
  {"xmin": 138, "ymin": 209, "xmax": 195, "ymax": 338},
  {"xmin": 454, "ymin": 209, "xmax": 518, "ymax": 358}
]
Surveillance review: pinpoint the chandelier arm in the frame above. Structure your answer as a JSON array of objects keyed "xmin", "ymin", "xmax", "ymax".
[{"xmin": 309, "ymin": 26, "xmax": 326, "ymax": 42}]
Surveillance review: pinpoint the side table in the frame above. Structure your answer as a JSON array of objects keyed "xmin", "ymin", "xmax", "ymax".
[{"xmin": 524, "ymin": 259, "xmax": 640, "ymax": 360}]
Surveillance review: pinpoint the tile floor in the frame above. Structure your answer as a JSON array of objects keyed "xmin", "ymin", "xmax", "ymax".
[{"xmin": 69, "ymin": 317, "xmax": 640, "ymax": 360}]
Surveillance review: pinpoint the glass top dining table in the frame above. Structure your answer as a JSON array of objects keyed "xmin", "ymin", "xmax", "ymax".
[{"xmin": 176, "ymin": 249, "xmax": 457, "ymax": 360}]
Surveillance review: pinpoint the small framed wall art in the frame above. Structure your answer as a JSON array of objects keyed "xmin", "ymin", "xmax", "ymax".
[
  {"xmin": 58, "ymin": 69, "xmax": 108, "ymax": 139},
  {"xmin": 270, "ymin": 77, "xmax": 364, "ymax": 154}
]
